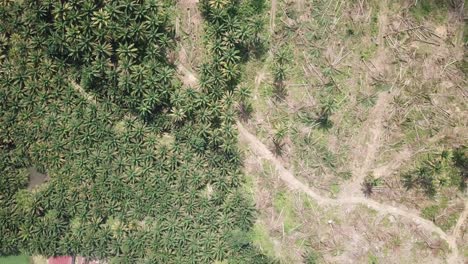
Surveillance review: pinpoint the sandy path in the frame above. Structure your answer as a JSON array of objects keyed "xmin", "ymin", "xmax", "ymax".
[
  {"xmin": 239, "ymin": 122, "xmax": 331, "ymax": 205},
  {"xmin": 448, "ymin": 200, "xmax": 468, "ymax": 263},
  {"xmin": 342, "ymin": 91, "xmax": 394, "ymax": 198},
  {"xmin": 453, "ymin": 200, "xmax": 468, "ymax": 240},
  {"xmin": 176, "ymin": 61, "xmax": 198, "ymax": 88},
  {"xmin": 253, "ymin": 50, "xmax": 274, "ymax": 99},
  {"xmin": 70, "ymin": 80, "xmax": 97, "ymax": 105},
  {"xmin": 270, "ymin": 0, "xmax": 277, "ymax": 34}
]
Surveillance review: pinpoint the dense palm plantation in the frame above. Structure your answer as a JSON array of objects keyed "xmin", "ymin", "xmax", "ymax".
[{"xmin": 0, "ymin": 0, "xmax": 270, "ymax": 262}]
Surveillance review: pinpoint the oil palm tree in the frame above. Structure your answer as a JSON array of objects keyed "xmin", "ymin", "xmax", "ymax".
[{"xmin": 116, "ymin": 43, "xmax": 138, "ymax": 61}]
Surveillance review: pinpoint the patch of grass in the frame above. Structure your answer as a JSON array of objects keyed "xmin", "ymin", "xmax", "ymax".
[
  {"xmin": 388, "ymin": 235, "xmax": 403, "ymax": 249},
  {"xmin": 400, "ymin": 109, "xmax": 436, "ymax": 144},
  {"xmin": 303, "ymin": 250, "xmax": 320, "ymax": 264},
  {"xmin": 357, "ymin": 92, "xmax": 377, "ymax": 108},
  {"xmin": 368, "ymin": 254, "xmax": 379, "ymax": 264},
  {"xmin": 261, "ymin": 160, "xmax": 277, "ymax": 180},
  {"xmin": 243, "ymin": 59, "xmax": 266, "ymax": 84},
  {"xmin": 463, "ymin": 244, "xmax": 468, "ymax": 258},
  {"xmin": 464, "ymin": 20, "xmax": 468, "ymax": 44},
  {"xmin": 250, "ymin": 223, "xmax": 276, "ymax": 257},
  {"xmin": 440, "ymin": 212, "xmax": 460, "ymax": 232},
  {"xmin": 356, "ymin": 204, "xmax": 378, "ymax": 216},
  {"xmin": 459, "ymin": 57, "xmax": 468, "ymax": 76},
  {"xmin": 410, "ymin": 0, "xmax": 448, "ymax": 23},
  {"xmin": 324, "ymin": 206, "xmax": 343, "ymax": 226},
  {"xmin": 329, "ymin": 183, "xmax": 340, "ymax": 197},
  {"xmin": 421, "ymin": 204, "xmax": 440, "ymax": 222},
  {"xmin": 338, "ymin": 170, "xmax": 352, "ymax": 180},
  {"xmin": 259, "ymin": 83, "xmax": 274, "ymax": 99},
  {"xmin": 301, "ymin": 193, "xmax": 319, "ymax": 210},
  {"xmin": 374, "ymin": 82, "xmax": 391, "ymax": 92},
  {"xmin": 421, "ymin": 199, "xmax": 462, "ymax": 232},
  {"xmin": 381, "ymin": 216, "xmax": 392, "ymax": 228},
  {"xmin": 241, "ymin": 168, "xmax": 255, "ymax": 195},
  {"xmin": 360, "ymin": 43, "xmax": 378, "ymax": 61},
  {"xmin": 273, "ymin": 191, "xmax": 299, "ymax": 233},
  {"xmin": 370, "ymin": 13, "xmax": 379, "ymax": 37},
  {"xmin": 0, "ymin": 255, "xmax": 30, "ymax": 264}
]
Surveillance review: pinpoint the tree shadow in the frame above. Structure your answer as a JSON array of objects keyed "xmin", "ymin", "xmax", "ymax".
[
  {"xmin": 272, "ymin": 82, "xmax": 287, "ymax": 102},
  {"xmin": 238, "ymin": 103, "xmax": 253, "ymax": 122},
  {"xmin": 273, "ymin": 141, "xmax": 285, "ymax": 156},
  {"xmin": 315, "ymin": 114, "xmax": 333, "ymax": 130}
]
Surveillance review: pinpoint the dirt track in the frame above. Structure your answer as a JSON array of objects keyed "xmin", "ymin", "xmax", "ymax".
[
  {"xmin": 269, "ymin": 0, "xmax": 276, "ymax": 34},
  {"xmin": 341, "ymin": 90, "xmax": 394, "ymax": 198}
]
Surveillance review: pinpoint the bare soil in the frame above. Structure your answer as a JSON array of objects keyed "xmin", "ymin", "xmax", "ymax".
[
  {"xmin": 269, "ymin": 0, "xmax": 277, "ymax": 34},
  {"xmin": 176, "ymin": 47, "xmax": 199, "ymax": 88},
  {"xmin": 175, "ymin": 0, "xmax": 203, "ymax": 87},
  {"xmin": 27, "ymin": 167, "xmax": 48, "ymax": 190}
]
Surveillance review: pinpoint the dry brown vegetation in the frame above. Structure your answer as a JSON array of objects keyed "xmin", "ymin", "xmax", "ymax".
[{"xmin": 236, "ymin": 0, "xmax": 467, "ymax": 262}]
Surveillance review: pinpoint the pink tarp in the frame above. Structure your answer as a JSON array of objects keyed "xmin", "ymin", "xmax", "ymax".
[
  {"xmin": 48, "ymin": 256, "xmax": 100, "ymax": 264},
  {"xmin": 48, "ymin": 256, "xmax": 72, "ymax": 264}
]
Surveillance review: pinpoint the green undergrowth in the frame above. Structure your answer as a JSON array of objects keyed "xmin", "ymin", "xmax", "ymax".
[
  {"xmin": 410, "ymin": 0, "xmax": 449, "ymax": 23},
  {"xmin": 273, "ymin": 191, "xmax": 300, "ymax": 233},
  {"xmin": 421, "ymin": 201, "xmax": 461, "ymax": 232},
  {"xmin": 0, "ymin": 255, "xmax": 30, "ymax": 264},
  {"xmin": 250, "ymin": 223, "xmax": 276, "ymax": 258}
]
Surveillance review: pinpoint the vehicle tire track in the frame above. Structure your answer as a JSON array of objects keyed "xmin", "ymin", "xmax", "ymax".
[
  {"xmin": 448, "ymin": 199, "xmax": 468, "ymax": 264},
  {"xmin": 270, "ymin": 0, "xmax": 277, "ymax": 34},
  {"xmin": 342, "ymin": 90, "xmax": 394, "ymax": 198}
]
